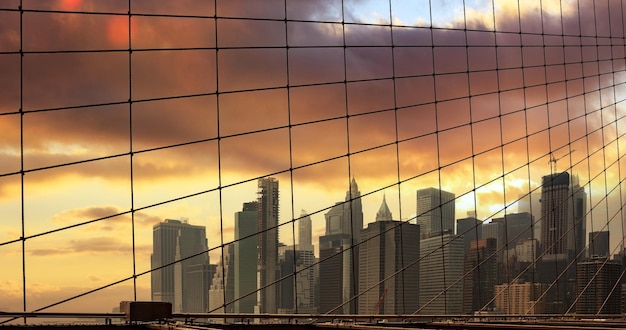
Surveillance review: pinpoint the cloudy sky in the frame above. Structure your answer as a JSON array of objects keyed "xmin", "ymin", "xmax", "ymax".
[{"xmin": 1, "ymin": 0, "xmax": 626, "ymax": 316}]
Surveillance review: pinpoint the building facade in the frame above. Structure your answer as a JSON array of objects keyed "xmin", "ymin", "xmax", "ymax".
[
  {"xmin": 456, "ymin": 216, "xmax": 482, "ymax": 252},
  {"xmin": 541, "ymin": 172, "xmax": 586, "ymax": 261},
  {"xmin": 151, "ymin": 219, "xmax": 210, "ymax": 312},
  {"xmin": 576, "ymin": 258, "xmax": 622, "ymax": 314},
  {"xmin": 278, "ymin": 246, "xmax": 317, "ymax": 314},
  {"xmin": 234, "ymin": 201, "xmax": 259, "ymax": 313},
  {"xmin": 187, "ymin": 263, "xmax": 216, "ymax": 313},
  {"xmin": 208, "ymin": 243, "xmax": 234, "ymax": 313},
  {"xmin": 588, "ymin": 231, "xmax": 610, "ymax": 258},
  {"xmin": 318, "ymin": 178, "xmax": 363, "ymax": 314},
  {"xmin": 298, "ymin": 210, "xmax": 313, "ymax": 251},
  {"xmin": 491, "ymin": 212, "xmax": 534, "ymax": 250},
  {"xmin": 416, "ymin": 188, "xmax": 455, "ymax": 239},
  {"xmin": 463, "ymin": 238, "xmax": 497, "ymax": 313},
  {"xmin": 257, "ymin": 177, "xmax": 280, "ymax": 313},
  {"xmin": 325, "ymin": 178, "xmax": 363, "ymax": 241},
  {"xmin": 358, "ymin": 197, "xmax": 420, "ymax": 314},
  {"xmin": 318, "ymin": 233, "xmax": 354, "ymax": 314},
  {"xmin": 539, "ymin": 172, "xmax": 586, "ymax": 313},
  {"xmin": 418, "ymin": 233, "xmax": 464, "ymax": 314},
  {"xmin": 495, "ymin": 281, "xmax": 547, "ymax": 314}
]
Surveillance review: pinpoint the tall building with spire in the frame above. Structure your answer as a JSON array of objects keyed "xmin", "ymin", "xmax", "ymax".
[
  {"xmin": 375, "ymin": 195, "xmax": 393, "ymax": 221},
  {"xmin": 257, "ymin": 177, "xmax": 279, "ymax": 313},
  {"xmin": 324, "ymin": 178, "xmax": 363, "ymax": 239},
  {"xmin": 208, "ymin": 243, "xmax": 234, "ymax": 313},
  {"xmin": 319, "ymin": 178, "xmax": 363, "ymax": 314},
  {"xmin": 298, "ymin": 210, "xmax": 313, "ymax": 251},
  {"xmin": 358, "ymin": 197, "xmax": 419, "ymax": 314},
  {"xmin": 345, "ymin": 177, "xmax": 364, "ymax": 242},
  {"xmin": 416, "ymin": 188, "xmax": 455, "ymax": 239}
]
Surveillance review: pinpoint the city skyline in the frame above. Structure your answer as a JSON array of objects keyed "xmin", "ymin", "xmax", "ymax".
[
  {"xmin": 1, "ymin": 0, "xmax": 625, "ymax": 319},
  {"xmin": 147, "ymin": 173, "xmax": 606, "ymax": 316}
]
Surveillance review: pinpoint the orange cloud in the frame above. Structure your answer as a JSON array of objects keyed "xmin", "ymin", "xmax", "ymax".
[
  {"xmin": 26, "ymin": 236, "xmax": 151, "ymax": 256},
  {"xmin": 107, "ymin": 15, "xmax": 128, "ymax": 47},
  {"xmin": 49, "ymin": 205, "xmax": 162, "ymax": 234},
  {"xmin": 60, "ymin": 0, "xmax": 82, "ymax": 11}
]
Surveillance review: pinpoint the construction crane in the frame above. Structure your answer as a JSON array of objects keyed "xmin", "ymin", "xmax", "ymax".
[
  {"xmin": 373, "ymin": 287, "xmax": 388, "ymax": 315},
  {"xmin": 549, "ymin": 149, "xmax": 575, "ymax": 173}
]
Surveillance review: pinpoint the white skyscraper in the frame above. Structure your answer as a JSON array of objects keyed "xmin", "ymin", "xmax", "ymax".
[
  {"xmin": 208, "ymin": 243, "xmax": 234, "ymax": 313},
  {"xmin": 297, "ymin": 210, "xmax": 313, "ymax": 251}
]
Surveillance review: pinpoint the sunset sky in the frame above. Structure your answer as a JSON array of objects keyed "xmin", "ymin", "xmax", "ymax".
[{"xmin": 1, "ymin": 0, "xmax": 626, "ymax": 315}]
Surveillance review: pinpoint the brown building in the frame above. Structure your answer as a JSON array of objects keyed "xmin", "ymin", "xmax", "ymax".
[{"xmin": 495, "ymin": 281, "xmax": 547, "ymax": 314}]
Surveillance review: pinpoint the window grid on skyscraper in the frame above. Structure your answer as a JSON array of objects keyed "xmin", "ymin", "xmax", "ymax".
[{"xmin": 1, "ymin": 0, "xmax": 626, "ymax": 324}]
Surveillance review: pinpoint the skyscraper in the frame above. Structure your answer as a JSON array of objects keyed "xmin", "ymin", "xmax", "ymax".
[
  {"xmin": 418, "ymin": 233, "xmax": 464, "ymax": 314},
  {"xmin": 576, "ymin": 257, "xmax": 622, "ymax": 314},
  {"xmin": 571, "ymin": 175, "xmax": 587, "ymax": 262},
  {"xmin": 151, "ymin": 219, "xmax": 210, "ymax": 313},
  {"xmin": 318, "ymin": 233, "xmax": 353, "ymax": 314},
  {"xmin": 297, "ymin": 210, "xmax": 313, "ymax": 251},
  {"xmin": 278, "ymin": 245, "xmax": 316, "ymax": 314},
  {"xmin": 539, "ymin": 172, "xmax": 587, "ymax": 313},
  {"xmin": 416, "ymin": 187, "xmax": 455, "ymax": 239},
  {"xmin": 257, "ymin": 177, "xmax": 279, "ymax": 313},
  {"xmin": 491, "ymin": 212, "xmax": 534, "ymax": 250},
  {"xmin": 495, "ymin": 281, "xmax": 547, "ymax": 314},
  {"xmin": 517, "ymin": 192, "xmax": 542, "ymax": 241},
  {"xmin": 293, "ymin": 210, "xmax": 317, "ymax": 313},
  {"xmin": 482, "ymin": 221, "xmax": 505, "ymax": 260},
  {"xmin": 541, "ymin": 172, "xmax": 587, "ymax": 261},
  {"xmin": 345, "ymin": 177, "xmax": 364, "ymax": 243},
  {"xmin": 187, "ymin": 263, "xmax": 216, "ymax": 314},
  {"xmin": 234, "ymin": 202, "xmax": 259, "ymax": 313},
  {"xmin": 358, "ymin": 197, "xmax": 419, "ymax": 314},
  {"xmin": 456, "ymin": 216, "xmax": 482, "ymax": 252},
  {"xmin": 318, "ymin": 178, "xmax": 363, "ymax": 314},
  {"xmin": 208, "ymin": 243, "xmax": 234, "ymax": 313},
  {"xmin": 324, "ymin": 178, "xmax": 363, "ymax": 240},
  {"xmin": 463, "ymin": 238, "xmax": 497, "ymax": 313}
]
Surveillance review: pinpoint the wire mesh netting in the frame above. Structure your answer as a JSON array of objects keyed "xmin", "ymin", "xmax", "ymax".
[{"xmin": 1, "ymin": 0, "xmax": 626, "ymax": 324}]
